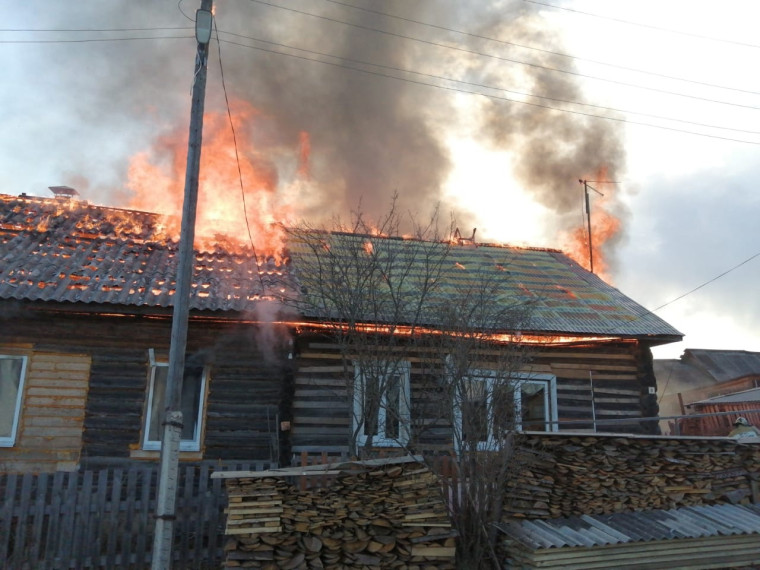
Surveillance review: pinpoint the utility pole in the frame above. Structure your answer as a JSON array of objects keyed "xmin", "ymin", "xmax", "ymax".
[
  {"xmin": 579, "ymin": 179, "xmax": 603, "ymax": 274},
  {"xmin": 151, "ymin": 2, "xmax": 213, "ymax": 568}
]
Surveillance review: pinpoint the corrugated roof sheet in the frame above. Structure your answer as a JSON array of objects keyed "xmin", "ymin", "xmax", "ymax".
[
  {"xmin": 684, "ymin": 349, "xmax": 760, "ymax": 383},
  {"xmin": 692, "ymin": 387, "xmax": 760, "ymax": 404},
  {"xmin": 0, "ymin": 193, "xmax": 682, "ymax": 339},
  {"xmin": 497, "ymin": 503, "xmax": 760, "ymax": 549},
  {"xmin": 287, "ymin": 231, "xmax": 682, "ymax": 339},
  {"xmin": 0, "ymin": 194, "xmax": 286, "ymax": 311}
]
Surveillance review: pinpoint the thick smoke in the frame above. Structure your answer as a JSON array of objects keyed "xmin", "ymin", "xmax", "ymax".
[{"xmin": 46, "ymin": 1, "xmax": 626, "ymax": 252}]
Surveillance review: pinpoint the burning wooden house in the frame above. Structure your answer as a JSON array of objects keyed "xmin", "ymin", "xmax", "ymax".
[{"xmin": 0, "ymin": 192, "xmax": 682, "ymax": 472}]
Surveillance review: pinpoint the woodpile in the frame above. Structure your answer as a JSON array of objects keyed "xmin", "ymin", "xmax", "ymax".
[
  {"xmin": 214, "ymin": 457, "xmax": 456, "ymax": 569},
  {"xmin": 504, "ymin": 434, "xmax": 760, "ymax": 520}
]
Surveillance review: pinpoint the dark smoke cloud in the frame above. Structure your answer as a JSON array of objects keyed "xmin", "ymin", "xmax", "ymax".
[
  {"xmin": 37, "ymin": 0, "xmax": 626, "ymax": 247},
  {"xmin": 461, "ymin": 3, "xmax": 629, "ymax": 259}
]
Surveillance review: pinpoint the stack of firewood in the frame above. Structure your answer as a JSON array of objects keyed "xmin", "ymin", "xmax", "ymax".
[
  {"xmin": 218, "ymin": 458, "xmax": 456, "ymax": 569},
  {"xmin": 504, "ymin": 435, "xmax": 760, "ymax": 520}
]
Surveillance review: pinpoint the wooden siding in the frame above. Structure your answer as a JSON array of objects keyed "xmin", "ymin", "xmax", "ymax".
[
  {"xmin": 0, "ymin": 348, "xmax": 90, "ymax": 473},
  {"xmin": 1, "ymin": 308, "xmax": 289, "ymax": 468},
  {"xmin": 290, "ymin": 338, "xmax": 658, "ymax": 456}
]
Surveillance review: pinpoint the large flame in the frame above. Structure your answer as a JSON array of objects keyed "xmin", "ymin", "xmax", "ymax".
[
  {"xmin": 126, "ymin": 99, "xmax": 306, "ymax": 258},
  {"xmin": 561, "ymin": 168, "xmax": 621, "ymax": 283}
]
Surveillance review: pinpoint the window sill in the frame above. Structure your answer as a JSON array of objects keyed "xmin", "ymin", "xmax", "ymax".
[{"xmin": 129, "ymin": 449, "xmax": 204, "ymax": 461}]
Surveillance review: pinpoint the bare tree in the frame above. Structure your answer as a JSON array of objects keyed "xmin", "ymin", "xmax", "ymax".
[{"xmin": 284, "ymin": 200, "xmax": 541, "ymax": 568}]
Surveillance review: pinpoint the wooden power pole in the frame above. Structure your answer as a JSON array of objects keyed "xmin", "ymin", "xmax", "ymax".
[{"xmin": 151, "ymin": 1, "xmax": 213, "ymax": 567}]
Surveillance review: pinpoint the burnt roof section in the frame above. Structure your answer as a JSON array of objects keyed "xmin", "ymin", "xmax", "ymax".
[
  {"xmin": 0, "ymin": 193, "xmax": 682, "ymax": 341},
  {"xmin": 0, "ymin": 193, "xmax": 285, "ymax": 311},
  {"xmin": 287, "ymin": 230, "xmax": 682, "ymax": 341}
]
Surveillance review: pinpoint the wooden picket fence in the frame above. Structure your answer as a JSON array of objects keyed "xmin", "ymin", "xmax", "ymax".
[{"xmin": 0, "ymin": 461, "xmax": 275, "ymax": 569}]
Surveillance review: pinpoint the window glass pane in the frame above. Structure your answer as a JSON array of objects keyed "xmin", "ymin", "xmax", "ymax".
[
  {"xmin": 147, "ymin": 365, "xmax": 202, "ymax": 444},
  {"xmin": 385, "ymin": 373, "xmax": 401, "ymax": 439},
  {"xmin": 521, "ymin": 382, "xmax": 547, "ymax": 430},
  {"xmin": 0, "ymin": 358, "xmax": 23, "ymax": 439},
  {"xmin": 148, "ymin": 366, "xmax": 168, "ymax": 442},
  {"xmin": 462, "ymin": 379, "xmax": 488, "ymax": 443},
  {"xmin": 181, "ymin": 366, "xmax": 203, "ymax": 440},
  {"xmin": 362, "ymin": 375, "xmax": 379, "ymax": 437},
  {"xmin": 492, "ymin": 383, "xmax": 516, "ymax": 437}
]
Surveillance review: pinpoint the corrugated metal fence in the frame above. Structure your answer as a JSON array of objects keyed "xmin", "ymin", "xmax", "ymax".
[{"xmin": 0, "ymin": 461, "xmax": 275, "ymax": 569}]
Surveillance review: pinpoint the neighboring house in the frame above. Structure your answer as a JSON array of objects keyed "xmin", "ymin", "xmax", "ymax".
[
  {"xmin": 682, "ymin": 388, "xmax": 760, "ymax": 437},
  {"xmin": 0, "ymin": 192, "xmax": 682, "ymax": 472},
  {"xmin": 655, "ymin": 349, "xmax": 760, "ymax": 434}
]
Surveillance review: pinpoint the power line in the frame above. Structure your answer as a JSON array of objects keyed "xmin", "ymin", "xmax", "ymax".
[
  {"xmin": 320, "ymin": 0, "xmax": 760, "ymax": 97},
  {"xmin": 218, "ymin": 29, "xmax": 760, "ymax": 136},
  {"xmin": 0, "ymin": 26, "xmax": 191, "ymax": 32},
  {"xmin": 0, "ymin": 35, "xmax": 192, "ymax": 44},
  {"xmin": 219, "ymin": 37, "xmax": 760, "ymax": 145},
  {"xmin": 652, "ymin": 251, "xmax": 760, "ymax": 313},
  {"xmin": 593, "ymin": 249, "xmax": 760, "ymax": 338},
  {"xmin": 524, "ymin": 0, "xmax": 760, "ymax": 49},
  {"xmin": 212, "ymin": 18, "xmax": 266, "ymax": 293},
  {"xmin": 246, "ymin": 0, "xmax": 760, "ymax": 112}
]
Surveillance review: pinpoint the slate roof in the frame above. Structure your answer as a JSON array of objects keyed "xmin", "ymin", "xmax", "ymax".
[
  {"xmin": 0, "ymin": 193, "xmax": 284, "ymax": 311},
  {"xmin": 684, "ymin": 349, "xmax": 760, "ymax": 383},
  {"xmin": 497, "ymin": 503, "xmax": 760, "ymax": 549},
  {"xmin": 287, "ymin": 230, "xmax": 682, "ymax": 341},
  {"xmin": 0, "ymin": 193, "xmax": 682, "ymax": 341}
]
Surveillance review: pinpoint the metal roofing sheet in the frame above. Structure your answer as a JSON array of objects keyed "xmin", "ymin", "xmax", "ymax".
[
  {"xmin": 685, "ymin": 349, "xmax": 760, "ymax": 383},
  {"xmin": 498, "ymin": 504, "xmax": 760, "ymax": 550},
  {"xmin": 0, "ymin": 194, "xmax": 287, "ymax": 311},
  {"xmin": 0, "ymin": 193, "xmax": 682, "ymax": 340},
  {"xmin": 287, "ymin": 231, "xmax": 682, "ymax": 338}
]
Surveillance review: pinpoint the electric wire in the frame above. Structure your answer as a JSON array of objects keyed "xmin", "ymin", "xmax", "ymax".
[
  {"xmin": 524, "ymin": 0, "xmax": 760, "ymax": 49},
  {"xmin": 0, "ymin": 26, "xmax": 191, "ymax": 32},
  {"xmin": 320, "ymin": 0, "xmax": 760, "ymax": 96},
  {"xmin": 246, "ymin": 0, "xmax": 760, "ymax": 112},
  {"xmin": 219, "ymin": 37, "xmax": 760, "ymax": 145},
  {"xmin": 177, "ymin": 0, "xmax": 195, "ymax": 22},
  {"xmin": 0, "ymin": 36, "xmax": 192, "ymax": 44},
  {"xmin": 592, "ymin": 249, "xmax": 760, "ymax": 338},
  {"xmin": 212, "ymin": 19, "xmax": 267, "ymax": 294},
  {"xmin": 651, "ymin": 251, "xmax": 760, "ymax": 313},
  {"xmin": 7, "ymin": 20, "xmax": 757, "ymax": 135},
  {"xmin": 218, "ymin": 29, "xmax": 760, "ymax": 136}
]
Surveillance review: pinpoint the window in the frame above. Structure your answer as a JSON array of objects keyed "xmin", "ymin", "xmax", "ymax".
[
  {"xmin": 353, "ymin": 361, "xmax": 411, "ymax": 447},
  {"xmin": 454, "ymin": 371, "xmax": 557, "ymax": 451},
  {"xmin": 0, "ymin": 355, "xmax": 28, "ymax": 447},
  {"xmin": 143, "ymin": 350, "xmax": 208, "ymax": 452}
]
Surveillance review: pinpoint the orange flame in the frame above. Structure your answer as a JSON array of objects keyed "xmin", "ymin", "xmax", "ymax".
[
  {"xmin": 126, "ymin": 100, "xmax": 305, "ymax": 259},
  {"xmin": 562, "ymin": 169, "xmax": 621, "ymax": 283}
]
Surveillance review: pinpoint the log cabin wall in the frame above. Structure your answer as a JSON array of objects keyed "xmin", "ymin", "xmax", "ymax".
[
  {"xmin": 533, "ymin": 340, "xmax": 659, "ymax": 435},
  {"xmin": 0, "ymin": 344, "xmax": 90, "ymax": 473},
  {"xmin": 0, "ymin": 304, "xmax": 290, "ymax": 471},
  {"xmin": 289, "ymin": 337, "xmax": 660, "ymax": 458}
]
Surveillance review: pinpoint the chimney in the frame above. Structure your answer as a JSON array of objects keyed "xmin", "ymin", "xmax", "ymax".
[{"xmin": 48, "ymin": 185, "xmax": 80, "ymax": 199}]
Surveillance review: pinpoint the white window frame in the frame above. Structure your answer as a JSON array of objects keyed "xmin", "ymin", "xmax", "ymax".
[
  {"xmin": 453, "ymin": 370, "xmax": 557, "ymax": 452},
  {"xmin": 0, "ymin": 355, "xmax": 28, "ymax": 447},
  {"xmin": 142, "ymin": 349, "xmax": 208, "ymax": 452},
  {"xmin": 353, "ymin": 360, "xmax": 411, "ymax": 447}
]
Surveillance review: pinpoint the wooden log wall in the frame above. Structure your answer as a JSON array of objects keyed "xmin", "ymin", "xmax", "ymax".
[
  {"xmin": 290, "ymin": 337, "xmax": 658, "ymax": 457},
  {"xmin": 0, "ymin": 346, "xmax": 90, "ymax": 473},
  {"xmin": 217, "ymin": 459, "xmax": 455, "ymax": 569},
  {"xmin": 1, "ymin": 306, "xmax": 289, "ymax": 468},
  {"xmin": 531, "ymin": 341, "xmax": 659, "ymax": 434},
  {"xmin": 504, "ymin": 433, "xmax": 760, "ymax": 520}
]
